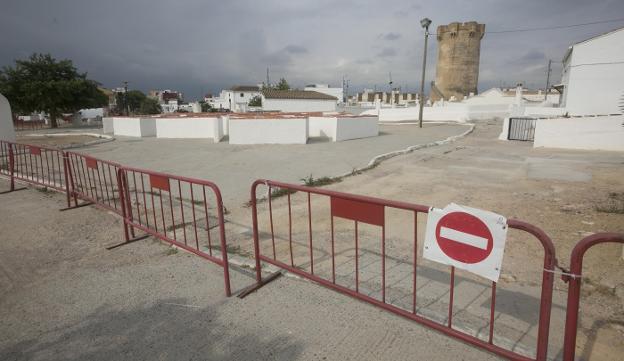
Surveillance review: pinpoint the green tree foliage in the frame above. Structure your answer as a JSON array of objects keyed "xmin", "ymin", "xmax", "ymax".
[
  {"xmin": 199, "ymin": 100, "xmax": 212, "ymax": 112},
  {"xmin": 248, "ymin": 95, "xmax": 262, "ymax": 107},
  {"xmin": 115, "ymin": 90, "xmax": 161, "ymax": 115},
  {"xmin": 275, "ymin": 77, "xmax": 290, "ymax": 90},
  {"xmin": 0, "ymin": 53, "xmax": 107, "ymax": 128}
]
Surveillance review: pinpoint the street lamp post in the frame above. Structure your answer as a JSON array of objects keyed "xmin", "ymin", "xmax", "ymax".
[{"xmin": 418, "ymin": 17, "xmax": 432, "ymax": 129}]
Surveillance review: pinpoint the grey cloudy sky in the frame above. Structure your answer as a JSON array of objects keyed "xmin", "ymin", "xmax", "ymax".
[{"xmin": 1, "ymin": 0, "xmax": 623, "ymax": 100}]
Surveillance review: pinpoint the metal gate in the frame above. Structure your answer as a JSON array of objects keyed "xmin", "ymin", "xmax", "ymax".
[{"xmin": 508, "ymin": 117, "xmax": 536, "ymax": 141}]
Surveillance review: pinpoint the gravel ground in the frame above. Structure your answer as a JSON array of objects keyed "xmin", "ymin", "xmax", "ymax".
[{"xmin": 0, "ymin": 178, "xmax": 500, "ymax": 361}]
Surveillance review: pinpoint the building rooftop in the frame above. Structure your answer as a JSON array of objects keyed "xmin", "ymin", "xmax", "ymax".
[
  {"xmin": 229, "ymin": 85, "xmax": 260, "ymax": 92},
  {"xmin": 262, "ymin": 90, "xmax": 338, "ymax": 101}
]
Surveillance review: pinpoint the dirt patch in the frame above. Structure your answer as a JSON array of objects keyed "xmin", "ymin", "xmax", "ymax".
[{"xmin": 16, "ymin": 134, "xmax": 110, "ymax": 149}]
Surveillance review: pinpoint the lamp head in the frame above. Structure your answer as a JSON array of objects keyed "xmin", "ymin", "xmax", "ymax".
[{"xmin": 420, "ymin": 18, "xmax": 432, "ymax": 30}]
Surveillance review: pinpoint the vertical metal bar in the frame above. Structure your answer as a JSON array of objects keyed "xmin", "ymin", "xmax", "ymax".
[
  {"xmin": 159, "ymin": 189, "xmax": 166, "ymax": 237},
  {"xmin": 251, "ymin": 182, "xmax": 262, "ymax": 283},
  {"xmin": 213, "ymin": 185, "xmax": 231, "ymax": 297},
  {"xmin": 308, "ymin": 192, "xmax": 314, "ymax": 275},
  {"xmin": 190, "ymin": 185, "xmax": 199, "ymax": 250},
  {"xmin": 131, "ymin": 172, "xmax": 142, "ymax": 225},
  {"xmin": 8, "ymin": 144, "xmax": 14, "ymax": 191},
  {"xmin": 355, "ymin": 220, "xmax": 359, "ymax": 293},
  {"xmin": 330, "ymin": 214, "xmax": 336, "ymax": 284},
  {"xmin": 203, "ymin": 186, "xmax": 213, "ymax": 255},
  {"xmin": 117, "ymin": 169, "xmax": 130, "ymax": 242},
  {"xmin": 489, "ymin": 281, "xmax": 497, "ymax": 344},
  {"xmin": 62, "ymin": 154, "xmax": 71, "ymax": 207},
  {"xmin": 448, "ymin": 266, "xmax": 455, "ymax": 328},
  {"xmin": 151, "ymin": 182, "xmax": 158, "ymax": 232},
  {"xmin": 101, "ymin": 163, "xmax": 112, "ymax": 207},
  {"xmin": 108, "ymin": 164, "xmax": 117, "ymax": 209},
  {"xmin": 95, "ymin": 163, "xmax": 105, "ymax": 203},
  {"xmin": 178, "ymin": 180, "xmax": 187, "ymax": 245},
  {"xmin": 268, "ymin": 186, "xmax": 276, "ymax": 260},
  {"xmin": 288, "ymin": 192, "xmax": 293, "ymax": 267},
  {"xmin": 413, "ymin": 211, "xmax": 418, "ymax": 314},
  {"xmin": 168, "ymin": 187, "xmax": 176, "ymax": 240},
  {"xmin": 382, "ymin": 224, "xmax": 386, "ymax": 303},
  {"xmin": 140, "ymin": 173, "xmax": 149, "ymax": 227}
]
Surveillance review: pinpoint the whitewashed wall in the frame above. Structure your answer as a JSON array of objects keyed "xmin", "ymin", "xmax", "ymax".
[
  {"xmin": 113, "ymin": 117, "xmax": 157, "ymax": 137},
  {"xmin": 363, "ymin": 103, "xmax": 510, "ymax": 122},
  {"xmin": 155, "ymin": 117, "xmax": 218, "ymax": 139},
  {"xmin": 229, "ymin": 117, "xmax": 308, "ymax": 144},
  {"xmin": 335, "ymin": 117, "xmax": 378, "ymax": 141},
  {"xmin": 0, "ymin": 93, "xmax": 16, "ymax": 142},
  {"xmin": 308, "ymin": 116, "xmax": 337, "ymax": 139},
  {"xmin": 561, "ymin": 28, "xmax": 624, "ymax": 115},
  {"xmin": 534, "ymin": 115, "xmax": 624, "ymax": 151},
  {"xmin": 103, "ymin": 117, "xmax": 114, "ymax": 133},
  {"xmin": 263, "ymin": 98, "xmax": 337, "ymax": 112}
]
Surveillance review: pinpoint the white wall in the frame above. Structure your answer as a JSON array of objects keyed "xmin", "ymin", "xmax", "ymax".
[
  {"xmin": 335, "ymin": 116, "xmax": 378, "ymax": 141},
  {"xmin": 304, "ymin": 86, "xmax": 343, "ymax": 103},
  {"xmin": 263, "ymin": 98, "xmax": 337, "ymax": 112},
  {"xmin": 103, "ymin": 117, "xmax": 114, "ymax": 133},
  {"xmin": 155, "ymin": 117, "xmax": 218, "ymax": 139},
  {"xmin": 534, "ymin": 115, "xmax": 624, "ymax": 151},
  {"xmin": 229, "ymin": 117, "xmax": 308, "ymax": 144},
  {"xmin": 0, "ymin": 93, "xmax": 16, "ymax": 142},
  {"xmin": 363, "ymin": 103, "xmax": 510, "ymax": 122},
  {"xmin": 113, "ymin": 117, "xmax": 157, "ymax": 137},
  {"xmin": 308, "ymin": 116, "xmax": 337, "ymax": 139},
  {"xmin": 561, "ymin": 28, "xmax": 624, "ymax": 115}
]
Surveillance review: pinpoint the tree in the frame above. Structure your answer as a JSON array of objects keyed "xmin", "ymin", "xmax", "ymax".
[
  {"xmin": 0, "ymin": 53, "xmax": 108, "ymax": 128},
  {"xmin": 248, "ymin": 95, "xmax": 262, "ymax": 107},
  {"xmin": 115, "ymin": 90, "xmax": 161, "ymax": 115},
  {"xmin": 199, "ymin": 100, "xmax": 212, "ymax": 112},
  {"xmin": 275, "ymin": 78, "xmax": 290, "ymax": 90},
  {"xmin": 139, "ymin": 97, "xmax": 161, "ymax": 114}
]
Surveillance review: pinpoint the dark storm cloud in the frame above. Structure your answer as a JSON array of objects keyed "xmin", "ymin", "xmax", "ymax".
[{"xmin": 1, "ymin": 0, "xmax": 624, "ymax": 98}]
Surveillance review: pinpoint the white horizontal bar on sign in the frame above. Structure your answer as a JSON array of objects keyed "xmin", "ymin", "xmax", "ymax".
[{"xmin": 440, "ymin": 227, "xmax": 488, "ymax": 250}]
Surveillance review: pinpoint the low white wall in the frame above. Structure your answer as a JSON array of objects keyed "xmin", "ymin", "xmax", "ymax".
[
  {"xmin": 263, "ymin": 98, "xmax": 337, "ymax": 112},
  {"xmin": 0, "ymin": 93, "xmax": 16, "ymax": 142},
  {"xmin": 113, "ymin": 117, "xmax": 157, "ymax": 137},
  {"xmin": 308, "ymin": 116, "xmax": 337, "ymax": 139},
  {"xmin": 335, "ymin": 116, "xmax": 378, "ymax": 141},
  {"xmin": 155, "ymin": 117, "xmax": 218, "ymax": 139},
  {"xmin": 534, "ymin": 115, "xmax": 624, "ymax": 151},
  {"xmin": 523, "ymin": 106, "xmax": 567, "ymax": 117},
  {"xmin": 103, "ymin": 117, "xmax": 114, "ymax": 133},
  {"xmin": 229, "ymin": 117, "xmax": 308, "ymax": 144},
  {"xmin": 363, "ymin": 103, "xmax": 509, "ymax": 122}
]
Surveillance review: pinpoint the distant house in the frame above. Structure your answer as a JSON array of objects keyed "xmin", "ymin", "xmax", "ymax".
[
  {"xmin": 559, "ymin": 26, "xmax": 624, "ymax": 115},
  {"xmin": 207, "ymin": 85, "xmax": 261, "ymax": 112},
  {"xmin": 304, "ymin": 84, "xmax": 344, "ymax": 103},
  {"xmin": 261, "ymin": 90, "xmax": 338, "ymax": 112}
]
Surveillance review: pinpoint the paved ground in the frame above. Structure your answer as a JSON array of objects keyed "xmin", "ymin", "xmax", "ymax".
[
  {"xmin": 49, "ymin": 123, "xmax": 470, "ymax": 206},
  {"xmin": 0, "ymin": 179, "xmax": 499, "ymax": 361}
]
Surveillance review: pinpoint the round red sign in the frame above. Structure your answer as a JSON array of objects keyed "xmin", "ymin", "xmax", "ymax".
[{"xmin": 435, "ymin": 211, "xmax": 493, "ymax": 264}]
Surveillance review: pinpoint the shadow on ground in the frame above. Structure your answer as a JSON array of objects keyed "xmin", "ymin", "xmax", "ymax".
[{"xmin": 0, "ymin": 297, "xmax": 302, "ymax": 361}]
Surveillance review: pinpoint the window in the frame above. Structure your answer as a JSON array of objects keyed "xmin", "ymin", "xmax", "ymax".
[{"xmin": 240, "ymin": 93, "xmax": 244, "ymax": 97}]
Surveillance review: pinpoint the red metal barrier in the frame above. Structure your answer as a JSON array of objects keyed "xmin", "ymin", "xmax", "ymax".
[
  {"xmin": 562, "ymin": 232, "xmax": 624, "ymax": 361},
  {"xmin": 251, "ymin": 179, "xmax": 556, "ymax": 361},
  {"xmin": 0, "ymin": 141, "xmax": 70, "ymax": 206},
  {"xmin": 117, "ymin": 166, "xmax": 231, "ymax": 296},
  {"xmin": 65, "ymin": 151, "xmax": 124, "ymax": 214}
]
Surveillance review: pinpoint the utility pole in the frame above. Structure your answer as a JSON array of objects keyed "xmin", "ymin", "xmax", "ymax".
[
  {"xmin": 418, "ymin": 18, "xmax": 432, "ymax": 129},
  {"xmin": 545, "ymin": 59, "xmax": 552, "ymax": 101},
  {"xmin": 123, "ymin": 81, "xmax": 129, "ymax": 116},
  {"xmin": 266, "ymin": 67, "xmax": 270, "ymax": 88}
]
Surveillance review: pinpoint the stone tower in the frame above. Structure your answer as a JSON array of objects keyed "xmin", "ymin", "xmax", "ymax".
[{"xmin": 432, "ymin": 21, "xmax": 485, "ymax": 101}]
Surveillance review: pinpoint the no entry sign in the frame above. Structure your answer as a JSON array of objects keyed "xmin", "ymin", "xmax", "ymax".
[{"xmin": 423, "ymin": 203, "xmax": 508, "ymax": 282}]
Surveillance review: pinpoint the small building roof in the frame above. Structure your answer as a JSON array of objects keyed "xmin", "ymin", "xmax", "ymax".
[
  {"xmin": 229, "ymin": 85, "xmax": 260, "ymax": 92},
  {"xmin": 262, "ymin": 90, "xmax": 338, "ymax": 100}
]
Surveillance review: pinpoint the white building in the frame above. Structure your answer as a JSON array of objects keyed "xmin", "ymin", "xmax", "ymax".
[
  {"xmin": 207, "ymin": 85, "xmax": 261, "ymax": 112},
  {"xmin": 559, "ymin": 27, "xmax": 624, "ymax": 115},
  {"xmin": 262, "ymin": 90, "xmax": 338, "ymax": 112},
  {"xmin": 304, "ymin": 84, "xmax": 344, "ymax": 103}
]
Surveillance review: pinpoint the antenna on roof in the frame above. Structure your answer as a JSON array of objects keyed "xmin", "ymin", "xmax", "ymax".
[{"xmin": 388, "ymin": 72, "xmax": 393, "ymax": 90}]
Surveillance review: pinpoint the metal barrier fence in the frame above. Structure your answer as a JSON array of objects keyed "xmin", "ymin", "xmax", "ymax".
[
  {"xmin": 561, "ymin": 232, "xmax": 624, "ymax": 361},
  {"xmin": 250, "ymin": 179, "xmax": 556, "ymax": 361},
  {"xmin": 65, "ymin": 151, "xmax": 125, "ymax": 215},
  {"xmin": 0, "ymin": 140, "xmax": 70, "ymax": 206},
  {"xmin": 118, "ymin": 166, "xmax": 232, "ymax": 296}
]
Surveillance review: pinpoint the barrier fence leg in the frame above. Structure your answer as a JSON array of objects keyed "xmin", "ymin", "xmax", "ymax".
[
  {"xmin": 9, "ymin": 145, "xmax": 15, "ymax": 192},
  {"xmin": 251, "ymin": 184, "xmax": 262, "ymax": 283},
  {"xmin": 117, "ymin": 169, "xmax": 131, "ymax": 243},
  {"xmin": 216, "ymin": 197, "xmax": 232, "ymax": 297}
]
